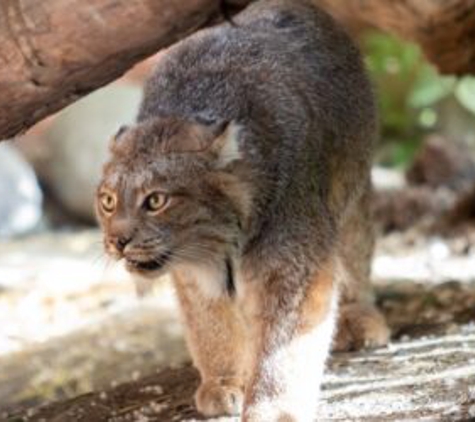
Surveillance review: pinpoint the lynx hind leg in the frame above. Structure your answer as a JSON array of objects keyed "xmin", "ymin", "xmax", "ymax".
[
  {"xmin": 173, "ymin": 269, "xmax": 249, "ymax": 417},
  {"xmin": 334, "ymin": 185, "xmax": 390, "ymax": 352},
  {"xmin": 334, "ymin": 302, "xmax": 389, "ymax": 351}
]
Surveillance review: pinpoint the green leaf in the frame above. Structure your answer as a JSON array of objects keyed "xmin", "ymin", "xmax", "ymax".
[
  {"xmin": 455, "ymin": 77, "xmax": 475, "ymax": 115},
  {"xmin": 409, "ymin": 68, "xmax": 455, "ymax": 108}
]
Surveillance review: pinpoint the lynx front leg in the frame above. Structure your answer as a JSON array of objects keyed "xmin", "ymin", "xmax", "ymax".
[
  {"xmin": 173, "ymin": 268, "xmax": 249, "ymax": 417},
  {"xmin": 242, "ymin": 262, "xmax": 338, "ymax": 422}
]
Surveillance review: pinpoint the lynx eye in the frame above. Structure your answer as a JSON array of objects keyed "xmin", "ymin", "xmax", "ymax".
[
  {"xmin": 100, "ymin": 192, "xmax": 117, "ymax": 214},
  {"xmin": 144, "ymin": 192, "xmax": 168, "ymax": 214}
]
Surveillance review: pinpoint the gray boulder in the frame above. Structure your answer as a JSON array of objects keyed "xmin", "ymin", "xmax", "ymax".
[
  {"xmin": 0, "ymin": 143, "xmax": 42, "ymax": 238},
  {"xmin": 40, "ymin": 84, "xmax": 142, "ymax": 222}
]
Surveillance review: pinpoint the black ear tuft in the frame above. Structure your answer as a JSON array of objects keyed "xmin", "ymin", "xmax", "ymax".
[
  {"xmin": 114, "ymin": 125, "xmax": 129, "ymax": 141},
  {"xmin": 220, "ymin": 0, "xmax": 237, "ymax": 26}
]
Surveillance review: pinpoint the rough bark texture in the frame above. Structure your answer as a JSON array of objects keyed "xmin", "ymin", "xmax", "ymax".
[
  {"xmin": 9, "ymin": 325, "xmax": 475, "ymax": 421},
  {"xmin": 1, "ymin": 0, "xmax": 475, "ymax": 140},
  {"xmin": 314, "ymin": 0, "xmax": 475, "ymax": 75},
  {"xmin": 0, "ymin": 0, "xmax": 222, "ymax": 140}
]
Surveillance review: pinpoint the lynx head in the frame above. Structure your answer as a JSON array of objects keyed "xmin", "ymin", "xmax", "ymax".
[{"xmin": 96, "ymin": 116, "xmax": 252, "ymax": 278}]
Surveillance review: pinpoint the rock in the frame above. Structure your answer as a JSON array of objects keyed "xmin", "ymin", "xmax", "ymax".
[
  {"xmin": 373, "ymin": 136, "xmax": 475, "ymax": 233},
  {"xmin": 372, "ymin": 186, "xmax": 453, "ymax": 233},
  {"xmin": 37, "ymin": 84, "xmax": 142, "ymax": 222},
  {"xmin": 443, "ymin": 185, "xmax": 475, "ymax": 230},
  {"xmin": 406, "ymin": 135, "xmax": 475, "ymax": 192},
  {"xmin": 372, "ymin": 166, "xmax": 406, "ymax": 191},
  {"xmin": 0, "ymin": 143, "xmax": 42, "ymax": 239}
]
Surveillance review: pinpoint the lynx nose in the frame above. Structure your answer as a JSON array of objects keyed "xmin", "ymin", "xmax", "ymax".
[{"xmin": 113, "ymin": 236, "xmax": 131, "ymax": 252}]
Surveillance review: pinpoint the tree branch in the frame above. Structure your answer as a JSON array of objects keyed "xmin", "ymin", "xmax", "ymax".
[
  {"xmin": 315, "ymin": 0, "xmax": 475, "ymax": 75},
  {"xmin": 0, "ymin": 0, "xmax": 222, "ymax": 140},
  {"xmin": 1, "ymin": 0, "xmax": 475, "ymax": 140}
]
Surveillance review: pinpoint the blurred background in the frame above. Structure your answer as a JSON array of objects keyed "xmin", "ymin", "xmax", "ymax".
[{"xmin": 1, "ymin": 32, "xmax": 475, "ymax": 415}]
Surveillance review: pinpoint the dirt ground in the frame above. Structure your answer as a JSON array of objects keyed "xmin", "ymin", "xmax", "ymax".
[{"xmin": 1, "ymin": 223, "xmax": 475, "ymax": 418}]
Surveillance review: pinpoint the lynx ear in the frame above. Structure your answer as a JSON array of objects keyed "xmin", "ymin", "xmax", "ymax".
[
  {"xmin": 157, "ymin": 118, "xmax": 225, "ymax": 153},
  {"xmin": 109, "ymin": 125, "xmax": 130, "ymax": 153},
  {"xmin": 209, "ymin": 121, "xmax": 242, "ymax": 168},
  {"xmin": 113, "ymin": 125, "xmax": 129, "ymax": 142},
  {"xmin": 172, "ymin": 119, "xmax": 242, "ymax": 167}
]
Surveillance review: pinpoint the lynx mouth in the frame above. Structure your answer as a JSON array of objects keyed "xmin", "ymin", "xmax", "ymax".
[{"xmin": 126, "ymin": 250, "xmax": 172, "ymax": 273}]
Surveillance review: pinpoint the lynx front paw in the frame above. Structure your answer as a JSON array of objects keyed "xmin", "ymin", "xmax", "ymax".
[
  {"xmin": 195, "ymin": 377, "xmax": 244, "ymax": 417},
  {"xmin": 333, "ymin": 303, "xmax": 390, "ymax": 352},
  {"xmin": 243, "ymin": 402, "xmax": 305, "ymax": 422}
]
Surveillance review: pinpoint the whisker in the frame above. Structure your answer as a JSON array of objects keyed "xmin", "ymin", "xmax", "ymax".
[{"xmin": 91, "ymin": 251, "xmax": 107, "ymax": 266}]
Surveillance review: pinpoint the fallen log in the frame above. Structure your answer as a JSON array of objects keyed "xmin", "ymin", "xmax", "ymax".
[
  {"xmin": 1, "ymin": 0, "xmax": 475, "ymax": 140},
  {"xmin": 315, "ymin": 0, "xmax": 475, "ymax": 75},
  {"xmin": 0, "ymin": 0, "xmax": 475, "ymax": 139},
  {"xmin": 10, "ymin": 325, "xmax": 475, "ymax": 421},
  {"xmin": 0, "ymin": 0, "xmax": 222, "ymax": 140}
]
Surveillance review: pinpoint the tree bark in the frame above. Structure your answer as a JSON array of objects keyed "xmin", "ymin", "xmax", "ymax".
[
  {"xmin": 1, "ymin": 0, "xmax": 475, "ymax": 141},
  {"xmin": 315, "ymin": 0, "xmax": 475, "ymax": 76},
  {"xmin": 0, "ymin": 0, "xmax": 221, "ymax": 140},
  {"xmin": 9, "ymin": 326, "xmax": 475, "ymax": 421}
]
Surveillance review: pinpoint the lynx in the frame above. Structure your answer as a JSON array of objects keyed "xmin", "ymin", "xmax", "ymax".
[{"xmin": 96, "ymin": 0, "xmax": 389, "ymax": 420}]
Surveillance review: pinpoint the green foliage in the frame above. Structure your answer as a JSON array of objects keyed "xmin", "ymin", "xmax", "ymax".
[
  {"xmin": 365, "ymin": 31, "xmax": 422, "ymax": 134},
  {"xmin": 363, "ymin": 31, "xmax": 475, "ymax": 167},
  {"xmin": 456, "ymin": 77, "xmax": 475, "ymax": 115},
  {"xmin": 382, "ymin": 137, "xmax": 422, "ymax": 168}
]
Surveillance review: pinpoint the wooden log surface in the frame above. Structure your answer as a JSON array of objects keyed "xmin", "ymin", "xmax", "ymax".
[
  {"xmin": 0, "ymin": 0, "xmax": 222, "ymax": 140},
  {"xmin": 9, "ymin": 325, "xmax": 475, "ymax": 421},
  {"xmin": 315, "ymin": 0, "xmax": 475, "ymax": 75},
  {"xmin": 1, "ymin": 0, "xmax": 475, "ymax": 140}
]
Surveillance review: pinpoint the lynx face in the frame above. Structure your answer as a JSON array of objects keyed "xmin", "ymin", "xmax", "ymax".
[{"xmin": 96, "ymin": 117, "xmax": 250, "ymax": 278}]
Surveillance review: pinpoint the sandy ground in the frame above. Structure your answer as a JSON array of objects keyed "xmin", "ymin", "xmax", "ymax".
[{"xmin": 1, "ymin": 228, "xmax": 475, "ymax": 414}]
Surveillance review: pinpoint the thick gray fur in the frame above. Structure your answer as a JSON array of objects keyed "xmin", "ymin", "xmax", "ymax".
[{"xmin": 138, "ymin": 0, "xmax": 377, "ymax": 269}]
